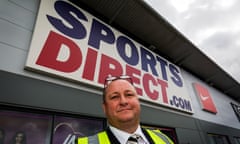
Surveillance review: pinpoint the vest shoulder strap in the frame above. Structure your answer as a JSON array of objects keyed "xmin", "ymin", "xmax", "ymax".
[
  {"xmin": 77, "ymin": 131, "xmax": 111, "ymax": 144},
  {"xmin": 146, "ymin": 129, "xmax": 174, "ymax": 144},
  {"xmin": 77, "ymin": 137, "xmax": 88, "ymax": 144},
  {"xmin": 98, "ymin": 131, "xmax": 111, "ymax": 144}
]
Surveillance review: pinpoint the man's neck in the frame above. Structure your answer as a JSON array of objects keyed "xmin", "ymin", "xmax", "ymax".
[
  {"xmin": 118, "ymin": 124, "xmax": 138, "ymax": 133},
  {"xmin": 109, "ymin": 125, "xmax": 151, "ymax": 144},
  {"xmin": 110, "ymin": 121, "xmax": 139, "ymax": 133}
]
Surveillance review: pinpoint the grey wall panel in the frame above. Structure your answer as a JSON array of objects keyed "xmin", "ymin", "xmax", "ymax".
[
  {"xmin": 140, "ymin": 105, "xmax": 197, "ymax": 129},
  {"xmin": 0, "ymin": 0, "xmax": 39, "ymax": 31},
  {"xmin": 9, "ymin": 0, "xmax": 40, "ymax": 12},
  {"xmin": 176, "ymin": 128, "xmax": 204, "ymax": 144},
  {"xmin": 0, "ymin": 70, "xmax": 105, "ymax": 118},
  {"xmin": 0, "ymin": 43, "xmax": 27, "ymax": 73},
  {"xmin": 0, "ymin": 0, "xmax": 39, "ymax": 75},
  {"xmin": 0, "ymin": 0, "xmax": 39, "ymax": 73},
  {"xmin": 0, "ymin": 17, "xmax": 32, "ymax": 51}
]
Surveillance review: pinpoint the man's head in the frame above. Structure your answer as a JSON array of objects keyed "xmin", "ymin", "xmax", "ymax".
[{"xmin": 102, "ymin": 75, "xmax": 141, "ymax": 131}]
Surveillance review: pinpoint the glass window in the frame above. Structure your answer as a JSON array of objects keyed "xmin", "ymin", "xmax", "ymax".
[
  {"xmin": 208, "ymin": 133, "xmax": 230, "ymax": 144},
  {"xmin": 0, "ymin": 108, "xmax": 105, "ymax": 144},
  {"xmin": 0, "ymin": 110, "xmax": 52, "ymax": 144},
  {"xmin": 234, "ymin": 137, "xmax": 240, "ymax": 144},
  {"xmin": 52, "ymin": 115, "xmax": 105, "ymax": 144}
]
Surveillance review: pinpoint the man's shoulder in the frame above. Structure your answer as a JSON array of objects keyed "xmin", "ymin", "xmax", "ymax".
[
  {"xmin": 142, "ymin": 127, "xmax": 174, "ymax": 144},
  {"xmin": 80, "ymin": 130, "xmax": 107, "ymax": 138},
  {"xmin": 76, "ymin": 130, "xmax": 108, "ymax": 144},
  {"xmin": 142, "ymin": 127, "xmax": 165, "ymax": 134}
]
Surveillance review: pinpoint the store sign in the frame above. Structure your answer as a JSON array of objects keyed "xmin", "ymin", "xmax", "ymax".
[
  {"xmin": 25, "ymin": 0, "xmax": 193, "ymax": 113},
  {"xmin": 193, "ymin": 83, "xmax": 217, "ymax": 113}
]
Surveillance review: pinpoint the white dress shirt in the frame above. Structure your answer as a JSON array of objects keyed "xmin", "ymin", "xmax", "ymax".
[{"xmin": 109, "ymin": 125, "xmax": 149, "ymax": 144}]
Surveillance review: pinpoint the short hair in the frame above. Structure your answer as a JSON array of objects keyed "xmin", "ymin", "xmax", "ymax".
[{"xmin": 102, "ymin": 76, "xmax": 134, "ymax": 103}]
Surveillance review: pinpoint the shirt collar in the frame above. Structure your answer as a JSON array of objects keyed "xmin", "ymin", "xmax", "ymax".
[{"xmin": 109, "ymin": 125, "xmax": 148, "ymax": 144}]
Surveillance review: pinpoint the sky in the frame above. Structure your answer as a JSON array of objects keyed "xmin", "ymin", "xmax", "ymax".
[{"xmin": 144, "ymin": 0, "xmax": 240, "ymax": 83}]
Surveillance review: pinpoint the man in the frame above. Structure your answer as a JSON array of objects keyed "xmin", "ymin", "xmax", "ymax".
[{"xmin": 77, "ymin": 75, "xmax": 174, "ymax": 144}]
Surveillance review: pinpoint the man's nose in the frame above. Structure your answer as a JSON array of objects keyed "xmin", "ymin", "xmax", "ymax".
[{"xmin": 119, "ymin": 95, "xmax": 128, "ymax": 104}]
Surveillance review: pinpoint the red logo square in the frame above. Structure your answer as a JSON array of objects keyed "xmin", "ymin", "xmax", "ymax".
[{"xmin": 193, "ymin": 83, "xmax": 217, "ymax": 113}]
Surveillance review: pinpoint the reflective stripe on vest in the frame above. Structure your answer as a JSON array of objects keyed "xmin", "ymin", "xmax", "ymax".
[
  {"xmin": 78, "ymin": 137, "xmax": 88, "ymax": 144},
  {"xmin": 146, "ymin": 129, "xmax": 174, "ymax": 144},
  {"xmin": 98, "ymin": 131, "xmax": 111, "ymax": 144},
  {"xmin": 77, "ymin": 131, "xmax": 110, "ymax": 144}
]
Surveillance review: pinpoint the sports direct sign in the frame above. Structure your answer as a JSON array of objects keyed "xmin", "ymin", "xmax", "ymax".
[{"xmin": 26, "ymin": 0, "xmax": 193, "ymax": 113}]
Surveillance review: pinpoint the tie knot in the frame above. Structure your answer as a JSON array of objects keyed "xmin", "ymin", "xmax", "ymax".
[
  {"xmin": 132, "ymin": 134, "xmax": 142, "ymax": 140},
  {"xmin": 127, "ymin": 134, "xmax": 146, "ymax": 144}
]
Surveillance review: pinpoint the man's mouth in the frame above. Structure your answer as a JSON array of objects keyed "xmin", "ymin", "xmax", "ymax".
[{"xmin": 118, "ymin": 108, "xmax": 132, "ymax": 112}]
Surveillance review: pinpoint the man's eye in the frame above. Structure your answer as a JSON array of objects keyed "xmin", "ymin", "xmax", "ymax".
[
  {"xmin": 110, "ymin": 95, "xmax": 118, "ymax": 99},
  {"xmin": 126, "ymin": 93, "xmax": 134, "ymax": 97}
]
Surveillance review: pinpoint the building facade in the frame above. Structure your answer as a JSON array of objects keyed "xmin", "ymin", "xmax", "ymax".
[{"xmin": 0, "ymin": 0, "xmax": 240, "ymax": 144}]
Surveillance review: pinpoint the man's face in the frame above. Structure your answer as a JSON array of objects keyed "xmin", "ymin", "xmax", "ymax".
[{"xmin": 102, "ymin": 79, "xmax": 141, "ymax": 127}]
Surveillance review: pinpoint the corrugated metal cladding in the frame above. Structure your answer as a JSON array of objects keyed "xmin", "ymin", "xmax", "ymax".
[{"xmin": 71, "ymin": 0, "xmax": 240, "ymax": 102}]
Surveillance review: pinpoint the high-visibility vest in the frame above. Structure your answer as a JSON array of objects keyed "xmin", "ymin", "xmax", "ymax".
[{"xmin": 77, "ymin": 129, "xmax": 174, "ymax": 144}]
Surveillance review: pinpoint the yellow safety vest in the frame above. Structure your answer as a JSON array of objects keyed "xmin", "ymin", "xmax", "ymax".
[{"xmin": 77, "ymin": 129, "xmax": 174, "ymax": 144}]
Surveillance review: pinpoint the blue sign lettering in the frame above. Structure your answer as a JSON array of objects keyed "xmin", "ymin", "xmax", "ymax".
[
  {"xmin": 46, "ymin": 1, "xmax": 88, "ymax": 39},
  {"xmin": 170, "ymin": 95, "xmax": 192, "ymax": 111}
]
